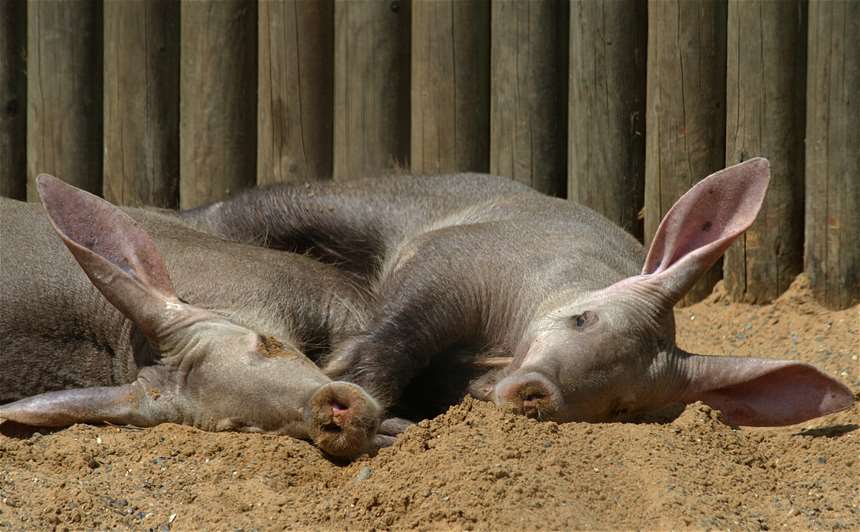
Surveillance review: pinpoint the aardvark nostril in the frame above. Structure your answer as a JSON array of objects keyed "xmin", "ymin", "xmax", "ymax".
[
  {"xmin": 331, "ymin": 399, "xmax": 350, "ymax": 418},
  {"xmin": 516, "ymin": 382, "xmax": 552, "ymax": 418}
]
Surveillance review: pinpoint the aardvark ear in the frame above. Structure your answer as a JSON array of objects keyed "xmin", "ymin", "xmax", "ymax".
[
  {"xmin": 678, "ymin": 351, "xmax": 854, "ymax": 426},
  {"xmin": 0, "ymin": 368, "xmax": 178, "ymax": 428},
  {"xmin": 642, "ymin": 158, "xmax": 770, "ymax": 303},
  {"xmin": 36, "ymin": 174, "xmax": 179, "ymax": 343}
]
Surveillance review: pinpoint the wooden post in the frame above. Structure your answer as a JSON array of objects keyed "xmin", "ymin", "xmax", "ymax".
[
  {"xmin": 568, "ymin": 0, "xmax": 646, "ymax": 238},
  {"xmin": 180, "ymin": 1, "xmax": 256, "ymax": 209},
  {"xmin": 103, "ymin": 0, "xmax": 179, "ymax": 208},
  {"xmin": 26, "ymin": 0, "xmax": 101, "ymax": 200},
  {"xmin": 644, "ymin": 0, "xmax": 727, "ymax": 304},
  {"xmin": 411, "ymin": 0, "xmax": 489, "ymax": 174},
  {"xmin": 0, "ymin": 0, "xmax": 25, "ymax": 199},
  {"xmin": 258, "ymin": 0, "xmax": 333, "ymax": 185},
  {"xmin": 724, "ymin": 0, "xmax": 804, "ymax": 303},
  {"xmin": 333, "ymin": 0, "xmax": 410, "ymax": 179},
  {"xmin": 805, "ymin": 0, "xmax": 860, "ymax": 309},
  {"xmin": 490, "ymin": 0, "xmax": 566, "ymax": 196}
]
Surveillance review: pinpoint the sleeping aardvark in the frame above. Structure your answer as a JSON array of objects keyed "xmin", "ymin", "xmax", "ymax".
[
  {"xmin": 180, "ymin": 158, "xmax": 854, "ymax": 428},
  {"xmin": 0, "ymin": 175, "xmax": 382, "ymax": 459}
]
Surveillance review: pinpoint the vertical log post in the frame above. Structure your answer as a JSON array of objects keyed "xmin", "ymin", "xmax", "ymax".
[
  {"xmin": 724, "ymin": 0, "xmax": 805, "ymax": 303},
  {"xmin": 26, "ymin": 0, "xmax": 101, "ymax": 200},
  {"xmin": 180, "ymin": 1, "xmax": 257, "ymax": 209},
  {"xmin": 411, "ymin": 0, "xmax": 489, "ymax": 174},
  {"xmin": 644, "ymin": 0, "xmax": 727, "ymax": 304},
  {"xmin": 333, "ymin": 0, "xmax": 410, "ymax": 179},
  {"xmin": 258, "ymin": 0, "xmax": 333, "ymax": 185},
  {"xmin": 0, "ymin": 0, "xmax": 25, "ymax": 199},
  {"xmin": 805, "ymin": 0, "xmax": 860, "ymax": 309},
  {"xmin": 103, "ymin": 0, "xmax": 179, "ymax": 208},
  {"xmin": 568, "ymin": 0, "xmax": 646, "ymax": 237},
  {"xmin": 490, "ymin": 0, "xmax": 566, "ymax": 196}
]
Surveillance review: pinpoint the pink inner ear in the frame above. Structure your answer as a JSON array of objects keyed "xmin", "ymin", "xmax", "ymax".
[
  {"xmin": 36, "ymin": 174, "xmax": 176, "ymax": 299},
  {"xmin": 687, "ymin": 360, "xmax": 854, "ymax": 427},
  {"xmin": 642, "ymin": 158, "xmax": 770, "ymax": 278}
]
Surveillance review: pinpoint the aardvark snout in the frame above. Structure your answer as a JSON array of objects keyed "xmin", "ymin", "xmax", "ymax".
[
  {"xmin": 494, "ymin": 371, "xmax": 563, "ymax": 420},
  {"xmin": 306, "ymin": 382, "xmax": 381, "ymax": 459}
]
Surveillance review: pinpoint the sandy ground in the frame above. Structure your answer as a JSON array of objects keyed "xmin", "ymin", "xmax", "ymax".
[{"xmin": 1, "ymin": 275, "xmax": 857, "ymax": 530}]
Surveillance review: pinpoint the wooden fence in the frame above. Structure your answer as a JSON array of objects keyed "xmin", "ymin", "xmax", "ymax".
[{"xmin": 1, "ymin": 0, "xmax": 857, "ymax": 309}]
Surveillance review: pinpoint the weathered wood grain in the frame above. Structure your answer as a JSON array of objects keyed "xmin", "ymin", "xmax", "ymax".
[
  {"xmin": 490, "ymin": 0, "xmax": 566, "ymax": 196},
  {"xmin": 568, "ymin": 0, "xmax": 646, "ymax": 237},
  {"xmin": 724, "ymin": 0, "xmax": 805, "ymax": 303},
  {"xmin": 644, "ymin": 0, "xmax": 727, "ymax": 304},
  {"xmin": 26, "ymin": 0, "xmax": 101, "ymax": 200},
  {"xmin": 334, "ymin": 0, "xmax": 410, "ymax": 179},
  {"xmin": 0, "ymin": 0, "xmax": 25, "ymax": 199},
  {"xmin": 103, "ymin": 0, "xmax": 179, "ymax": 208},
  {"xmin": 258, "ymin": 0, "xmax": 333, "ymax": 185},
  {"xmin": 179, "ymin": 0, "xmax": 257, "ymax": 209},
  {"xmin": 411, "ymin": 0, "xmax": 489, "ymax": 174},
  {"xmin": 804, "ymin": 0, "xmax": 860, "ymax": 309}
]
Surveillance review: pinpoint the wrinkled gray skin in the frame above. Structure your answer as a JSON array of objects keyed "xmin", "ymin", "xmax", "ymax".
[
  {"xmin": 0, "ymin": 176, "xmax": 382, "ymax": 459},
  {"xmin": 180, "ymin": 160, "xmax": 853, "ymax": 427}
]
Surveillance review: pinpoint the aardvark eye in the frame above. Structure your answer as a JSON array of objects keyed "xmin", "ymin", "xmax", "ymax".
[{"xmin": 571, "ymin": 310, "xmax": 598, "ymax": 330}]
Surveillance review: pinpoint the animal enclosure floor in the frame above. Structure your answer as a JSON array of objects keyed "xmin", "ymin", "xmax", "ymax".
[{"xmin": 1, "ymin": 275, "xmax": 858, "ymax": 530}]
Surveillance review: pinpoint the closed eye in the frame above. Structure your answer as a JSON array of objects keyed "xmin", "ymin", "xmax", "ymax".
[{"xmin": 570, "ymin": 310, "xmax": 599, "ymax": 330}]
